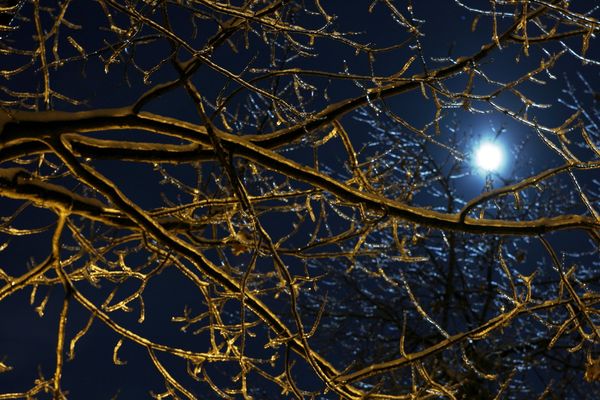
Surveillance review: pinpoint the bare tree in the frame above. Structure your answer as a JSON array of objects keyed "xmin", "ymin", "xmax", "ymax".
[{"xmin": 1, "ymin": 0, "xmax": 600, "ymax": 398}]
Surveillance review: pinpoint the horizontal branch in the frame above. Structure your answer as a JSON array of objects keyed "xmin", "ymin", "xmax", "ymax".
[
  {"xmin": 459, "ymin": 161, "xmax": 600, "ymax": 222},
  {"xmin": 122, "ymin": 132, "xmax": 598, "ymax": 235},
  {"xmin": 334, "ymin": 293, "xmax": 600, "ymax": 385},
  {"xmin": 0, "ymin": 1, "xmax": 555, "ymax": 161},
  {"xmin": 7, "ymin": 133, "xmax": 594, "ymax": 236},
  {"xmin": 0, "ymin": 167, "xmax": 211, "ymax": 231},
  {"xmin": 0, "ymin": 107, "xmax": 210, "ymax": 145},
  {"xmin": 0, "ymin": 167, "xmax": 122, "ymax": 222}
]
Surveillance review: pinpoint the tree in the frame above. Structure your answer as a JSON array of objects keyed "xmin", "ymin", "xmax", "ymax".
[{"xmin": 1, "ymin": 0, "xmax": 599, "ymax": 398}]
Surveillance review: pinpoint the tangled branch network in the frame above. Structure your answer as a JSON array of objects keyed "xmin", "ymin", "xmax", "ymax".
[{"xmin": 1, "ymin": 0, "xmax": 600, "ymax": 398}]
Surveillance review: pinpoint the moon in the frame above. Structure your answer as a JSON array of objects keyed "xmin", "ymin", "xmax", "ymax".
[{"xmin": 475, "ymin": 142, "xmax": 503, "ymax": 172}]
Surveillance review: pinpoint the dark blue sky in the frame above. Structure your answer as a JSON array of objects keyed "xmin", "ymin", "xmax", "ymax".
[{"xmin": 1, "ymin": 1, "xmax": 600, "ymax": 398}]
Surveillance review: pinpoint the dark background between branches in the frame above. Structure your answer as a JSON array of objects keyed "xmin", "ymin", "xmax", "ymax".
[{"xmin": 1, "ymin": 1, "xmax": 600, "ymax": 399}]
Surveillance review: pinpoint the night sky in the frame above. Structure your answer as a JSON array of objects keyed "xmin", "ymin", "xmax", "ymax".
[{"xmin": 1, "ymin": 1, "xmax": 600, "ymax": 399}]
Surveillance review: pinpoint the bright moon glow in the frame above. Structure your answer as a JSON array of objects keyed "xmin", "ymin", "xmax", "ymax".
[{"xmin": 476, "ymin": 142, "xmax": 503, "ymax": 171}]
